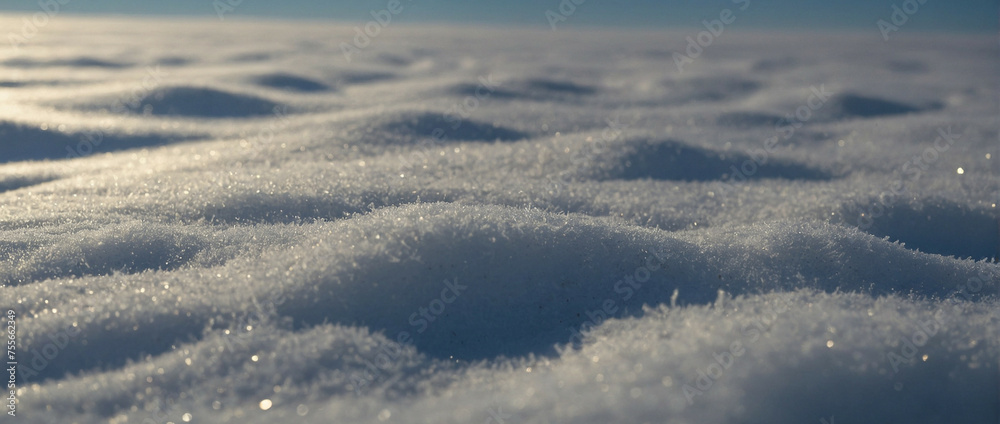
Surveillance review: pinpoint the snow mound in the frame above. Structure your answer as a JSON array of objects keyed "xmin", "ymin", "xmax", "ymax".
[
  {"xmin": 0, "ymin": 18, "xmax": 996, "ymax": 424},
  {"xmin": 123, "ymin": 86, "xmax": 284, "ymax": 118},
  {"xmin": 252, "ymin": 73, "xmax": 332, "ymax": 93},
  {"xmin": 818, "ymin": 94, "xmax": 939, "ymax": 120},
  {"xmin": 0, "ymin": 121, "xmax": 198, "ymax": 163}
]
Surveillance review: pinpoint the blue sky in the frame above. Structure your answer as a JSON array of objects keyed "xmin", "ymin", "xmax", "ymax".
[{"xmin": 0, "ymin": 0, "xmax": 995, "ymax": 32}]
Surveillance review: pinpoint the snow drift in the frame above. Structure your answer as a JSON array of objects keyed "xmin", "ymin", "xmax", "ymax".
[{"xmin": 0, "ymin": 16, "xmax": 997, "ymax": 424}]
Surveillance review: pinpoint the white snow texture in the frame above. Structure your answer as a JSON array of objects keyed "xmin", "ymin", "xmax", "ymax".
[{"xmin": 0, "ymin": 16, "xmax": 998, "ymax": 424}]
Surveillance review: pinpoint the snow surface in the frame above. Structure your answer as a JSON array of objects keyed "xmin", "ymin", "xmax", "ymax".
[{"xmin": 0, "ymin": 16, "xmax": 998, "ymax": 423}]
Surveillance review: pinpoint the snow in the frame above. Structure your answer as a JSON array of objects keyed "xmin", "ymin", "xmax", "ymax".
[{"xmin": 0, "ymin": 16, "xmax": 998, "ymax": 423}]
